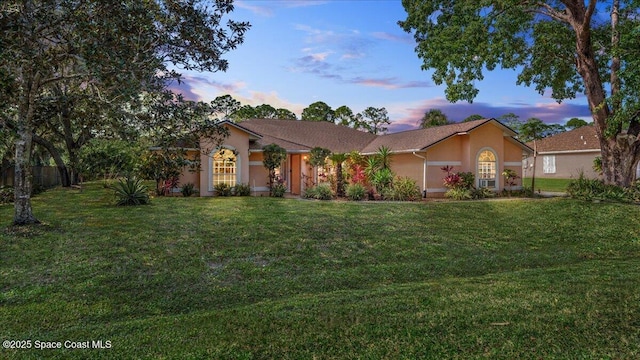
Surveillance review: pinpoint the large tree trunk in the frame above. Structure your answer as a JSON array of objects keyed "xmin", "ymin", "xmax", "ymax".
[
  {"xmin": 568, "ymin": 0, "xmax": 640, "ymax": 187},
  {"xmin": 14, "ymin": 126, "xmax": 40, "ymax": 225},
  {"xmin": 13, "ymin": 66, "xmax": 41, "ymax": 225},
  {"xmin": 601, "ymin": 136, "xmax": 640, "ymax": 187}
]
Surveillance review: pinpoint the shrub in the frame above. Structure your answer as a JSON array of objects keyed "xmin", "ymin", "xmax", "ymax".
[
  {"xmin": 0, "ymin": 186, "xmax": 14, "ymax": 204},
  {"xmin": 214, "ymin": 183, "xmax": 233, "ymax": 197},
  {"xmin": 370, "ymin": 168, "xmax": 394, "ymax": 192},
  {"xmin": 625, "ymin": 180, "xmax": 640, "ymax": 202},
  {"xmin": 445, "ymin": 188, "xmax": 472, "ymax": 200},
  {"xmin": 270, "ymin": 183, "xmax": 287, "ymax": 198},
  {"xmin": 387, "ymin": 177, "xmax": 421, "ymax": 201},
  {"xmin": 181, "ymin": 183, "xmax": 196, "ymax": 197},
  {"xmin": 442, "ymin": 166, "xmax": 474, "ymax": 190},
  {"xmin": 471, "ymin": 187, "xmax": 495, "ymax": 199},
  {"xmin": 234, "ymin": 183, "xmax": 251, "ymax": 196},
  {"xmin": 346, "ymin": 183, "xmax": 366, "ymax": 201},
  {"xmin": 110, "ymin": 177, "xmax": 150, "ymax": 206},
  {"xmin": 567, "ymin": 173, "xmax": 605, "ymax": 201},
  {"xmin": 567, "ymin": 172, "xmax": 638, "ymax": 203},
  {"xmin": 458, "ymin": 172, "xmax": 475, "ymax": 189},
  {"xmin": 303, "ymin": 183, "xmax": 334, "ymax": 200}
]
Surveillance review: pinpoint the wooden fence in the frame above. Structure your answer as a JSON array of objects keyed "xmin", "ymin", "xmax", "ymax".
[{"xmin": 1, "ymin": 166, "xmax": 62, "ymax": 189}]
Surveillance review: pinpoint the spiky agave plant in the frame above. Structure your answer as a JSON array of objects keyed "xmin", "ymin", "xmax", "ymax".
[{"xmin": 111, "ymin": 177, "xmax": 150, "ymax": 206}]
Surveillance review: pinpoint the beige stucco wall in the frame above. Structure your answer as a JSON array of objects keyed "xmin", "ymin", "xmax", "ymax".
[
  {"xmin": 524, "ymin": 151, "xmax": 601, "ymax": 179},
  {"xmin": 176, "ymin": 150, "xmax": 200, "ymax": 193},
  {"xmin": 248, "ymin": 151, "xmax": 270, "ymax": 196},
  {"xmin": 199, "ymin": 125, "xmax": 251, "ymax": 197},
  {"xmin": 411, "ymin": 123, "xmax": 526, "ymax": 197}
]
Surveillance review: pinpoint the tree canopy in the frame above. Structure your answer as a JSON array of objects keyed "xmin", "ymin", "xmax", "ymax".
[
  {"xmin": 565, "ymin": 118, "xmax": 590, "ymax": 130},
  {"xmin": 301, "ymin": 101, "xmax": 335, "ymax": 122},
  {"xmin": 400, "ymin": 0, "xmax": 640, "ymax": 186},
  {"xmin": 0, "ymin": 0, "xmax": 250, "ymax": 225},
  {"xmin": 419, "ymin": 109, "xmax": 450, "ymax": 128}
]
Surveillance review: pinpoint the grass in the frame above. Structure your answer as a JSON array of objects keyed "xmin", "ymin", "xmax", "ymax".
[
  {"xmin": 1, "ymin": 183, "xmax": 639, "ymax": 359},
  {"xmin": 522, "ymin": 177, "xmax": 573, "ymax": 192}
]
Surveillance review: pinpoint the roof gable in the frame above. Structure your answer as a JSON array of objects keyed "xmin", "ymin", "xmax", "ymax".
[{"xmin": 361, "ymin": 118, "xmax": 529, "ymax": 154}]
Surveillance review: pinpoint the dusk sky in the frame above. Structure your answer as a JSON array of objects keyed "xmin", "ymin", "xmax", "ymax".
[{"xmin": 172, "ymin": 0, "xmax": 593, "ymax": 132}]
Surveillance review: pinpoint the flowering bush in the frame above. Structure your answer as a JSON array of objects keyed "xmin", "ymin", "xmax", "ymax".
[
  {"xmin": 350, "ymin": 164, "xmax": 367, "ymax": 185},
  {"xmin": 442, "ymin": 166, "xmax": 474, "ymax": 190},
  {"xmin": 270, "ymin": 176, "xmax": 287, "ymax": 197}
]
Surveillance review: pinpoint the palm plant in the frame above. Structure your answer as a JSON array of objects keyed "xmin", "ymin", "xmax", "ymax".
[
  {"xmin": 328, "ymin": 152, "xmax": 349, "ymax": 197},
  {"xmin": 376, "ymin": 145, "xmax": 392, "ymax": 170},
  {"xmin": 110, "ymin": 177, "xmax": 150, "ymax": 206}
]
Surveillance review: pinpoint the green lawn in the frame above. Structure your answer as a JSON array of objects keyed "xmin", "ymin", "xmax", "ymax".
[
  {"xmin": 523, "ymin": 177, "xmax": 573, "ymax": 192},
  {"xmin": 1, "ymin": 184, "xmax": 639, "ymax": 359}
]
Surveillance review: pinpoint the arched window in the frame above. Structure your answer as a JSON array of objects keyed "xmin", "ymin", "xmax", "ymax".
[
  {"xmin": 477, "ymin": 149, "xmax": 497, "ymax": 188},
  {"xmin": 212, "ymin": 148, "xmax": 237, "ymax": 188}
]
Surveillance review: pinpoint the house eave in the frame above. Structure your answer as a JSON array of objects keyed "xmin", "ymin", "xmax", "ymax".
[{"xmin": 537, "ymin": 149, "xmax": 601, "ymax": 155}]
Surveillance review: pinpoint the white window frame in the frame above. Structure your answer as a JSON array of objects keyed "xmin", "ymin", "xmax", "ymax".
[
  {"xmin": 477, "ymin": 148, "xmax": 498, "ymax": 189},
  {"xmin": 208, "ymin": 146, "xmax": 240, "ymax": 191}
]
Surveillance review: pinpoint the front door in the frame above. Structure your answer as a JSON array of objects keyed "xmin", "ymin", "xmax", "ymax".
[{"xmin": 290, "ymin": 154, "xmax": 301, "ymax": 195}]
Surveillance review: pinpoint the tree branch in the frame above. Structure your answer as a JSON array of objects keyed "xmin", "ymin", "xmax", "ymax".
[{"xmin": 532, "ymin": 2, "xmax": 570, "ymax": 23}]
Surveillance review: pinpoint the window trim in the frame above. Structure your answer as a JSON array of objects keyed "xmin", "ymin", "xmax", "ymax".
[{"xmin": 208, "ymin": 146, "xmax": 240, "ymax": 191}]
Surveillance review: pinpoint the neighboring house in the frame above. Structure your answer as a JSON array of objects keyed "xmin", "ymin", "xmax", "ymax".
[
  {"xmin": 524, "ymin": 125, "xmax": 602, "ymax": 179},
  {"xmin": 179, "ymin": 118, "xmax": 532, "ymax": 197}
]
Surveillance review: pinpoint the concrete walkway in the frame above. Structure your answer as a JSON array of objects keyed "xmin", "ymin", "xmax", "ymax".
[{"xmin": 537, "ymin": 191, "xmax": 568, "ymax": 198}]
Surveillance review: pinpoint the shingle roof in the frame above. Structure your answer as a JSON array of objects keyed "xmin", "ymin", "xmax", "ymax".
[
  {"xmin": 231, "ymin": 118, "xmax": 529, "ymax": 154},
  {"xmin": 528, "ymin": 125, "xmax": 600, "ymax": 153},
  {"xmin": 239, "ymin": 118, "xmax": 377, "ymax": 153}
]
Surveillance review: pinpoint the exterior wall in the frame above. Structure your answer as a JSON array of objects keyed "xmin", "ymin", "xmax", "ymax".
[
  {"xmin": 423, "ymin": 138, "xmax": 466, "ymax": 195},
  {"xmin": 176, "ymin": 149, "xmax": 200, "ymax": 194},
  {"xmin": 502, "ymin": 140, "xmax": 525, "ymax": 189},
  {"xmin": 421, "ymin": 124, "xmax": 525, "ymax": 197},
  {"xmin": 199, "ymin": 125, "xmax": 251, "ymax": 197},
  {"xmin": 524, "ymin": 151, "xmax": 601, "ymax": 179},
  {"xmin": 248, "ymin": 151, "xmax": 270, "ymax": 196},
  {"xmin": 390, "ymin": 153, "xmax": 427, "ymax": 192},
  {"xmin": 468, "ymin": 124, "xmax": 505, "ymax": 190}
]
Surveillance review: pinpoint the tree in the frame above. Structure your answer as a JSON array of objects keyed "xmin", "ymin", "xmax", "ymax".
[
  {"xmin": 499, "ymin": 113, "xmax": 524, "ymax": 134},
  {"xmin": 328, "ymin": 153, "xmax": 349, "ymax": 197},
  {"xmin": 301, "ymin": 101, "xmax": 334, "ymax": 122},
  {"xmin": 334, "ymin": 105, "xmax": 356, "ymax": 127},
  {"xmin": 360, "ymin": 107, "xmax": 391, "ymax": 134},
  {"xmin": 0, "ymin": 0, "xmax": 249, "ymax": 225},
  {"xmin": 566, "ymin": 117, "xmax": 590, "ymax": 130},
  {"xmin": 275, "ymin": 108, "xmax": 298, "ymax": 120},
  {"xmin": 211, "ymin": 95, "xmax": 241, "ymax": 120},
  {"xmin": 254, "ymin": 104, "xmax": 278, "ymax": 119},
  {"xmin": 463, "ymin": 114, "xmax": 485, "ymax": 122},
  {"xmin": 262, "ymin": 144, "xmax": 287, "ymax": 196},
  {"xmin": 77, "ymin": 139, "xmax": 141, "ymax": 183},
  {"xmin": 230, "ymin": 105, "xmax": 258, "ymax": 122},
  {"xmin": 419, "ymin": 109, "xmax": 451, "ymax": 128},
  {"xmin": 520, "ymin": 118, "xmax": 549, "ymax": 192},
  {"xmin": 399, "ymin": 0, "xmax": 640, "ymax": 186}
]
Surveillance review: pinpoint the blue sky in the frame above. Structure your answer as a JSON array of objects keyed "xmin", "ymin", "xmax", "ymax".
[{"xmin": 172, "ymin": 0, "xmax": 592, "ymax": 132}]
